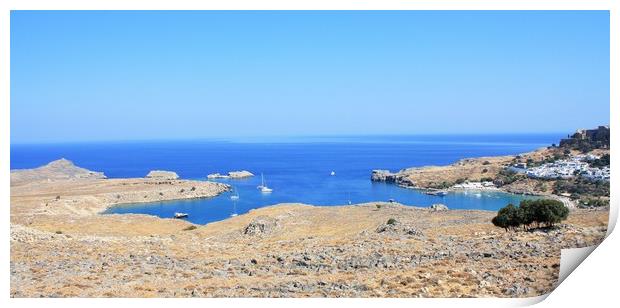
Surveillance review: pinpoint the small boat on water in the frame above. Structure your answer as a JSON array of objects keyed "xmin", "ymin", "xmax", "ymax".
[
  {"xmin": 230, "ymin": 213, "xmax": 238, "ymax": 217},
  {"xmin": 174, "ymin": 212, "xmax": 188, "ymax": 219},
  {"xmin": 330, "ymin": 171, "xmax": 336, "ymax": 176},
  {"xmin": 230, "ymin": 186, "xmax": 240, "ymax": 200},
  {"xmin": 258, "ymin": 173, "xmax": 273, "ymax": 193},
  {"xmin": 425, "ymin": 190, "xmax": 448, "ymax": 197}
]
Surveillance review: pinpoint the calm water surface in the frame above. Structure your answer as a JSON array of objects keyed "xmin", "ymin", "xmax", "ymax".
[{"xmin": 11, "ymin": 134, "xmax": 560, "ymax": 224}]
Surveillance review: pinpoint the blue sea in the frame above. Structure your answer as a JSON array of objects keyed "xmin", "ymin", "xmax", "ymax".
[{"xmin": 11, "ymin": 134, "xmax": 562, "ymax": 224}]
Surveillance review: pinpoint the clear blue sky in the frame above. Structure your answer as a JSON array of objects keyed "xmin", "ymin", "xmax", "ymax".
[{"xmin": 11, "ymin": 11, "xmax": 609, "ymax": 143}]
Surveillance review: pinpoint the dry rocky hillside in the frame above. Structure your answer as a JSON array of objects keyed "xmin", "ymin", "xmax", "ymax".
[{"xmin": 10, "ymin": 160, "xmax": 609, "ymax": 298}]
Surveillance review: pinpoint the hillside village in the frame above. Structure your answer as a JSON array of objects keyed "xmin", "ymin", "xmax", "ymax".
[{"xmin": 510, "ymin": 154, "xmax": 610, "ymax": 182}]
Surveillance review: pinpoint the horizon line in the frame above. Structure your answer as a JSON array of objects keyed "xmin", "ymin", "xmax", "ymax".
[{"xmin": 9, "ymin": 131, "xmax": 578, "ymax": 146}]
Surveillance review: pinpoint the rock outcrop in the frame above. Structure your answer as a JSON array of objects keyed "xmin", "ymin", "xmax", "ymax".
[
  {"xmin": 146, "ymin": 170, "xmax": 179, "ymax": 180},
  {"xmin": 207, "ymin": 173, "xmax": 227, "ymax": 179},
  {"xmin": 429, "ymin": 204, "xmax": 449, "ymax": 211},
  {"xmin": 243, "ymin": 216, "xmax": 278, "ymax": 236},
  {"xmin": 208, "ymin": 170, "xmax": 254, "ymax": 179},
  {"xmin": 370, "ymin": 170, "xmax": 397, "ymax": 182},
  {"xmin": 228, "ymin": 170, "xmax": 254, "ymax": 178},
  {"xmin": 10, "ymin": 158, "xmax": 106, "ymax": 185}
]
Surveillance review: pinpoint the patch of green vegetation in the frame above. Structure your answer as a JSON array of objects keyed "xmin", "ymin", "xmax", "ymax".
[
  {"xmin": 183, "ymin": 225, "xmax": 198, "ymax": 231},
  {"xmin": 534, "ymin": 181, "xmax": 547, "ymax": 192},
  {"xmin": 578, "ymin": 198, "xmax": 609, "ymax": 208},
  {"xmin": 493, "ymin": 168, "xmax": 524, "ymax": 186},
  {"xmin": 492, "ymin": 199, "xmax": 569, "ymax": 231},
  {"xmin": 553, "ymin": 178, "xmax": 609, "ymax": 199},
  {"xmin": 387, "ymin": 218, "xmax": 397, "ymax": 225},
  {"xmin": 454, "ymin": 178, "xmax": 467, "ymax": 184},
  {"xmin": 55, "ymin": 230, "xmax": 63, "ymax": 234},
  {"xmin": 590, "ymin": 154, "xmax": 610, "ymax": 168}
]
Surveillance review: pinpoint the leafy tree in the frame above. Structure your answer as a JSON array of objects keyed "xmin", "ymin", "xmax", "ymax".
[{"xmin": 492, "ymin": 199, "xmax": 569, "ymax": 231}]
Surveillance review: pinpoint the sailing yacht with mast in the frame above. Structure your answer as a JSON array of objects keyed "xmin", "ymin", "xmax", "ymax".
[
  {"xmin": 230, "ymin": 186, "xmax": 240, "ymax": 200},
  {"xmin": 257, "ymin": 173, "xmax": 273, "ymax": 193}
]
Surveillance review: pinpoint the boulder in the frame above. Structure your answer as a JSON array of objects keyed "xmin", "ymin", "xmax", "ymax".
[
  {"xmin": 146, "ymin": 170, "xmax": 179, "ymax": 180},
  {"xmin": 429, "ymin": 203, "xmax": 449, "ymax": 211},
  {"xmin": 243, "ymin": 216, "xmax": 278, "ymax": 236}
]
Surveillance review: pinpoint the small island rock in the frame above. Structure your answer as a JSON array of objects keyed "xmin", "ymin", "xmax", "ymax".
[
  {"xmin": 207, "ymin": 170, "xmax": 254, "ymax": 179},
  {"xmin": 146, "ymin": 170, "xmax": 179, "ymax": 180},
  {"xmin": 228, "ymin": 170, "xmax": 254, "ymax": 179}
]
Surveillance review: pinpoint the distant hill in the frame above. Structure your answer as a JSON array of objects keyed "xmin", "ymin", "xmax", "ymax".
[{"xmin": 10, "ymin": 158, "xmax": 106, "ymax": 186}]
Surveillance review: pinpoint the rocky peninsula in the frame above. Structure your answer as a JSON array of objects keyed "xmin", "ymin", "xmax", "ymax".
[{"xmin": 10, "ymin": 159, "xmax": 608, "ymax": 298}]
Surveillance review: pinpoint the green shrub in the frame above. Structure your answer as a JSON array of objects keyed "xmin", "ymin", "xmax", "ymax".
[
  {"xmin": 579, "ymin": 198, "xmax": 609, "ymax": 208},
  {"xmin": 183, "ymin": 225, "xmax": 198, "ymax": 231},
  {"xmin": 455, "ymin": 178, "xmax": 467, "ymax": 184},
  {"xmin": 387, "ymin": 218, "xmax": 397, "ymax": 225},
  {"xmin": 590, "ymin": 154, "xmax": 610, "ymax": 168},
  {"xmin": 553, "ymin": 179, "xmax": 609, "ymax": 197},
  {"xmin": 492, "ymin": 199, "xmax": 569, "ymax": 231},
  {"xmin": 494, "ymin": 168, "xmax": 523, "ymax": 186}
]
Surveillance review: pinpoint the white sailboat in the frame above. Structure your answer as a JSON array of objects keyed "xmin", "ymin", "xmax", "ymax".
[
  {"xmin": 231, "ymin": 200, "xmax": 238, "ymax": 217},
  {"xmin": 258, "ymin": 173, "xmax": 273, "ymax": 193},
  {"xmin": 230, "ymin": 186, "xmax": 240, "ymax": 200}
]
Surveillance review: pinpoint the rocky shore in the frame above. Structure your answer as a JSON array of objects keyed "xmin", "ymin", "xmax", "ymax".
[{"xmin": 10, "ymin": 159, "xmax": 609, "ymax": 298}]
